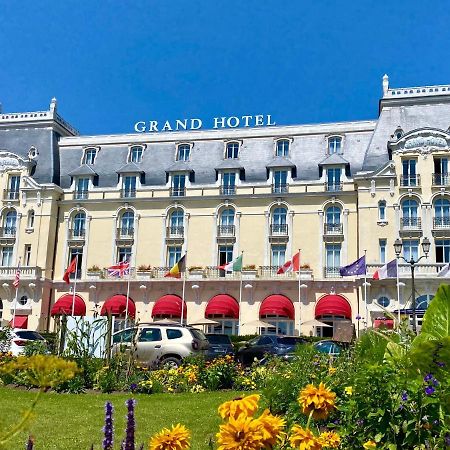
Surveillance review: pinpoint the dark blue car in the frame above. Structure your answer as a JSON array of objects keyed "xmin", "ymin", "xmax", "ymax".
[{"xmin": 205, "ymin": 334, "xmax": 235, "ymax": 359}]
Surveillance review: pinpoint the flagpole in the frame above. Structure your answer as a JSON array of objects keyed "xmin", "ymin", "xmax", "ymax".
[
  {"xmin": 396, "ymin": 256, "xmax": 401, "ymax": 327},
  {"xmin": 125, "ymin": 256, "xmax": 132, "ymax": 326},
  {"xmin": 364, "ymin": 249, "xmax": 368, "ymax": 329},
  {"xmin": 297, "ymin": 249, "xmax": 301, "ymax": 336},
  {"xmin": 12, "ymin": 257, "xmax": 21, "ymax": 328},
  {"xmin": 238, "ymin": 251, "xmax": 243, "ymax": 336},
  {"xmin": 181, "ymin": 252, "xmax": 187, "ymax": 324},
  {"xmin": 71, "ymin": 254, "xmax": 79, "ymax": 316}
]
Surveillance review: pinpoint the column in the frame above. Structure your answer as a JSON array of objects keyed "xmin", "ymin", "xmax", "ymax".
[
  {"xmin": 343, "ymin": 209, "xmax": 349, "ymax": 264},
  {"xmin": 318, "ymin": 211, "xmax": 324, "ymax": 273},
  {"xmin": 264, "ymin": 211, "xmax": 270, "ymax": 265},
  {"xmin": 211, "ymin": 212, "xmax": 217, "ymax": 265}
]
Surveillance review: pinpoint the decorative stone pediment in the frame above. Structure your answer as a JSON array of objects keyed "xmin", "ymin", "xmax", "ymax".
[
  {"xmin": 373, "ymin": 162, "xmax": 396, "ymax": 178},
  {"xmin": 389, "ymin": 128, "xmax": 450, "ymax": 155},
  {"xmin": 0, "ymin": 151, "xmax": 34, "ymax": 173}
]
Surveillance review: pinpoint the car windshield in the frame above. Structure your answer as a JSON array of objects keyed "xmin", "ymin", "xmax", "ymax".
[
  {"xmin": 189, "ymin": 329, "xmax": 207, "ymax": 340},
  {"xmin": 206, "ymin": 335, "xmax": 231, "ymax": 345},
  {"xmin": 15, "ymin": 331, "xmax": 44, "ymax": 340},
  {"xmin": 112, "ymin": 328, "xmax": 136, "ymax": 343},
  {"xmin": 276, "ymin": 337, "xmax": 303, "ymax": 345}
]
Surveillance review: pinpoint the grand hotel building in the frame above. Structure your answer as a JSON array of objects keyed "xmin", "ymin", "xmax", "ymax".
[{"xmin": 1, "ymin": 76, "xmax": 449, "ymax": 336}]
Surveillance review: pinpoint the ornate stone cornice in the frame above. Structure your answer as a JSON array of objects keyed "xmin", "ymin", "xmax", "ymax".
[{"xmin": 389, "ymin": 128, "xmax": 450, "ymax": 155}]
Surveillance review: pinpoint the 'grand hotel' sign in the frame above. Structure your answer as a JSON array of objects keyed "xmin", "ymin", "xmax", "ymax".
[{"xmin": 134, "ymin": 114, "xmax": 275, "ymax": 133}]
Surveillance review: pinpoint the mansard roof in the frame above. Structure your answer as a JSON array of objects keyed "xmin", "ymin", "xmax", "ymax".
[
  {"xmin": 265, "ymin": 157, "xmax": 296, "ymax": 169},
  {"xmin": 318, "ymin": 153, "xmax": 349, "ymax": 166},
  {"xmin": 215, "ymin": 159, "xmax": 244, "ymax": 170},
  {"xmin": 166, "ymin": 161, "xmax": 194, "ymax": 172},
  {"xmin": 68, "ymin": 164, "xmax": 98, "ymax": 176}
]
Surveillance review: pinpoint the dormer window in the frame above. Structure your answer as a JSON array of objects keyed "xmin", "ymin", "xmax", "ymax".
[
  {"xmin": 83, "ymin": 148, "xmax": 97, "ymax": 165},
  {"xmin": 129, "ymin": 146, "xmax": 143, "ymax": 163},
  {"xmin": 177, "ymin": 144, "xmax": 191, "ymax": 162},
  {"xmin": 276, "ymin": 139, "xmax": 290, "ymax": 157},
  {"xmin": 75, "ymin": 178, "xmax": 90, "ymax": 200},
  {"xmin": 328, "ymin": 136, "xmax": 342, "ymax": 155},
  {"xmin": 226, "ymin": 142, "xmax": 239, "ymax": 159}
]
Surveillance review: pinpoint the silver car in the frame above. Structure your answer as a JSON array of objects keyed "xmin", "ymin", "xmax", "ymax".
[{"xmin": 112, "ymin": 323, "xmax": 209, "ymax": 368}]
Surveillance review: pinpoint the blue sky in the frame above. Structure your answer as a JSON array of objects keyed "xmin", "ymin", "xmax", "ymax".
[{"xmin": 1, "ymin": 1, "xmax": 449, "ymax": 135}]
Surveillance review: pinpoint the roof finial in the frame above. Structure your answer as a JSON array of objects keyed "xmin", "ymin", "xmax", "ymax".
[
  {"xmin": 50, "ymin": 97, "xmax": 57, "ymax": 114},
  {"xmin": 382, "ymin": 74, "xmax": 389, "ymax": 96}
]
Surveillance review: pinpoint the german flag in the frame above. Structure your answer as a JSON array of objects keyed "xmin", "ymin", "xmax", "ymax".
[{"xmin": 164, "ymin": 254, "xmax": 186, "ymax": 278}]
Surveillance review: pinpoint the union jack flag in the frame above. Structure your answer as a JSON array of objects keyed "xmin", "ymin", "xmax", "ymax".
[{"xmin": 107, "ymin": 260, "xmax": 130, "ymax": 278}]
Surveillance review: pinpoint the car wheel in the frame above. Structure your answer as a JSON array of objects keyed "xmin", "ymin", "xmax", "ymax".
[{"xmin": 160, "ymin": 356, "xmax": 182, "ymax": 369}]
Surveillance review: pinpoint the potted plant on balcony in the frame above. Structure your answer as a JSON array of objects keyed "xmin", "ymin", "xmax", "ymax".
[
  {"xmin": 188, "ymin": 266, "xmax": 205, "ymax": 279},
  {"xmin": 87, "ymin": 265, "xmax": 102, "ymax": 278},
  {"xmin": 299, "ymin": 263, "xmax": 313, "ymax": 280},
  {"xmin": 242, "ymin": 264, "xmax": 258, "ymax": 279},
  {"xmin": 137, "ymin": 264, "xmax": 152, "ymax": 278}
]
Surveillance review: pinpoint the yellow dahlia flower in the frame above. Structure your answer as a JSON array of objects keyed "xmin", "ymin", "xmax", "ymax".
[
  {"xmin": 363, "ymin": 440, "xmax": 377, "ymax": 449},
  {"xmin": 289, "ymin": 425, "xmax": 323, "ymax": 450},
  {"xmin": 298, "ymin": 382, "xmax": 336, "ymax": 420},
  {"xmin": 149, "ymin": 423, "xmax": 190, "ymax": 450},
  {"xmin": 218, "ymin": 394, "xmax": 260, "ymax": 420},
  {"xmin": 344, "ymin": 386, "xmax": 353, "ymax": 396},
  {"xmin": 258, "ymin": 409, "xmax": 286, "ymax": 446},
  {"xmin": 319, "ymin": 430, "xmax": 340, "ymax": 448},
  {"xmin": 216, "ymin": 414, "xmax": 264, "ymax": 450}
]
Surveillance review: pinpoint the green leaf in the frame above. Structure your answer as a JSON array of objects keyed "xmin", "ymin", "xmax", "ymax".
[
  {"xmin": 387, "ymin": 444, "xmax": 397, "ymax": 450},
  {"xmin": 419, "ymin": 283, "xmax": 450, "ymax": 339},
  {"xmin": 384, "ymin": 341, "xmax": 406, "ymax": 365}
]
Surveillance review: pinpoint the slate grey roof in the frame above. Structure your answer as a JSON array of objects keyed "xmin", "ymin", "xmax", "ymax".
[
  {"xmin": 116, "ymin": 162, "xmax": 144, "ymax": 174},
  {"xmin": 318, "ymin": 153, "xmax": 349, "ymax": 166},
  {"xmin": 166, "ymin": 161, "xmax": 194, "ymax": 172},
  {"xmin": 266, "ymin": 157, "xmax": 296, "ymax": 168},
  {"xmin": 215, "ymin": 159, "xmax": 244, "ymax": 170},
  {"xmin": 68, "ymin": 164, "xmax": 98, "ymax": 176}
]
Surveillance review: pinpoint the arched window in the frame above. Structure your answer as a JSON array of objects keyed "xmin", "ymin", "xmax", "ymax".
[
  {"xmin": 120, "ymin": 211, "xmax": 134, "ymax": 237},
  {"xmin": 129, "ymin": 146, "xmax": 143, "ymax": 163},
  {"xmin": 377, "ymin": 296, "xmax": 390, "ymax": 308},
  {"xmin": 434, "ymin": 198, "xmax": 450, "ymax": 227},
  {"xmin": 72, "ymin": 212, "xmax": 86, "ymax": 237},
  {"xmin": 27, "ymin": 210, "xmax": 35, "ymax": 229},
  {"xmin": 402, "ymin": 199, "xmax": 419, "ymax": 228},
  {"xmin": 177, "ymin": 144, "xmax": 191, "ymax": 161},
  {"xmin": 83, "ymin": 148, "xmax": 97, "ymax": 165},
  {"xmin": 378, "ymin": 201, "xmax": 387, "ymax": 221},
  {"xmin": 415, "ymin": 294, "xmax": 433, "ymax": 311},
  {"xmin": 218, "ymin": 208, "xmax": 235, "ymax": 237},
  {"xmin": 328, "ymin": 136, "xmax": 342, "ymax": 154},
  {"xmin": 276, "ymin": 139, "xmax": 290, "ymax": 157},
  {"xmin": 271, "ymin": 207, "xmax": 287, "ymax": 234},
  {"xmin": 168, "ymin": 210, "xmax": 184, "ymax": 237},
  {"xmin": 325, "ymin": 206, "xmax": 342, "ymax": 234},
  {"xmin": 4, "ymin": 210, "xmax": 17, "ymax": 235},
  {"xmin": 226, "ymin": 142, "xmax": 239, "ymax": 159}
]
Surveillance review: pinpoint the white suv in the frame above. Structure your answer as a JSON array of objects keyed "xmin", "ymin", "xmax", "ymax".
[{"xmin": 112, "ymin": 323, "xmax": 209, "ymax": 368}]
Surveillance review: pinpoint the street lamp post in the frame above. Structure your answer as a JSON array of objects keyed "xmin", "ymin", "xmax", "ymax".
[{"xmin": 393, "ymin": 237, "xmax": 430, "ymax": 333}]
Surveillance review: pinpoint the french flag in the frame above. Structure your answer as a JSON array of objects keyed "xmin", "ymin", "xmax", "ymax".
[{"xmin": 373, "ymin": 259, "xmax": 397, "ymax": 280}]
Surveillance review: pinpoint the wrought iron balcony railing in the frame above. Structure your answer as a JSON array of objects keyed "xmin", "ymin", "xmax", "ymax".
[
  {"xmin": 3, "ymin": 190, "xmax": 19, "ymax": 201},
  {"xmin": 170, "ymin": 187, "xmax": 186, "ymax": 197},
  {"xmin": 68, "ymin": 228, "xmax": 86, "ymax": 239},
  {"xmin": 166, "ymin": 226, "xmax": 184, "ymax": 238},
  {"xmin": 117, "ymin": 227, "xmax": 135, "ymax": 238},
  {"xmin": 0, "ymin": 226, "xmax": 16, "ymax": 237},
  {"xmin": 120, "ymin": 189, "xmax": 136, "ymax": 198},
  {"xmin": 324, "ymin": 182, "xmax": 343, "ymax": 192},
  {"xmin": 324, "ymin": 223, "xmax": 343, "ymax": 234},
  {"xmin": 400, "ymin": 217, "xmax": 422, "ymax": 229},
  {"xmin": 433, "ymin": 217, "xmax": 450, "ymax": 228},
  {"xmin": 270, "ymin": 223, "xmax": 288, "ymax": 235},
  {"xmin": 400, "ymin": 175, "xmax": 420, "ymax": 187},
  {"xmin": 271, "ymin": 183, "xmax": 289, "ymax": 194},
  {"xmin": 324, "ymin": 266, "xmax": 341, "ymax": 278},
  {"xmin": 217, "ymin": 225, "xmax": 235, "ymax": 237},
  {"xmin": 432, "ymin": 173, "xmax": 450, "ymax": 186},
  {"xmin": 74, "ymin": 190, "xmax": 89, "ymax": 200},
  {"xmin": 220, "ymin": 185, "xmax": 236, "ymax": 195}
]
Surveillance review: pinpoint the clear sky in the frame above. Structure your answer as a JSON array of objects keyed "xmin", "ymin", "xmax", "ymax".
[{"xmin": 1, "ymin": 1, "xmax": 449, "ymax": 135}]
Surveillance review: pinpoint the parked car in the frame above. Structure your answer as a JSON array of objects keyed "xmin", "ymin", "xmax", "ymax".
[
  {"xmin": 112, "ymin": 323, "xmax": 209, "ymax": 368},
  {"xmin": 10, "ymin": 329, "xmax": 46, "ymax": 356},
  {"xmin": 236, "ymin": 335, "xmax": 306, "ymax": 365},
  {"xmin": 205, "ymin": 334, "xmax": 235, "ymax": 359},
  {"xmin": 314, "ymin": 340, "xmax": 344, "ymax": 356}
]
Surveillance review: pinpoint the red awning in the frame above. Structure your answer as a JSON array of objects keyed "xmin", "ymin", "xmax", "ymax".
[
  {"xmin": 10, "ymin": 315, "xmax": 28, "ymax": 329},
  {"xmin": 315, "ymin": 294, "xmax": 351, "ymax": 320},
  {"xmin": 101, "ymin": 295, "xmax": 136, "ymax": 317},
  {"xmin": 205, "ymin": 294, "xmax": 239, "ymax": 318},
  {"xmin": 152, "ymin": 295, "xmax": 187, "ymax": 319},
  {"xmin": 260, "ymin": 294, "xmax": 295, "ymax": 320},
  {"xmin": 374, "ymin": 318, "xmax": 394, "ymax": 329},
  {"xmin": 51, "ymin": 294, "xmax": 86, "ymax": 316}
]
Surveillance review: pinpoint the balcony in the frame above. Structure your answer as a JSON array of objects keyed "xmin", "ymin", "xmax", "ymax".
[
  {"xmin": 271, "ymin": 183, "xmax": 289, "ymax": 194},
  {"xmin": 120, "ymin": 189, "xmax": 136, "ymax": 198},
  {"xmin": 220, "ymin": 185, "xmax": 236, "ymax": 196},
  {"xmin": 217, "ymin": 225, "xmax": 235, "ymax": 237},
  {"xmin": 0, "ymin": 226, "xmax": 16, "ymax": 238},
  {"xmin": 324, "ymin": 182, "xmax": 343, "ymax": 192},
  {"xmin": 0, "ymin": 266, "xmax": 42, "ymax": 280},
  {"xmin": 68, "ymin": 228, "xmax": 86, "ymax": 240},
  {"xmin": 170, "ymin": 187, "xmax": 186, "ymax": 197},
  {"xmin": 400, "ymin": 175, "xmax": 421, "ymax": 187},
  {"xmin": 367, "ymin": 263, "xmax": 445, "ymax": 279},
  {"xmin": 166, "ymin": 226, "xmax": 184, "ymax": 239},
  {"xmin": 3, "ymin": 190, "xmax": 19, "ymax": 201},
  {"xmin": 400, "ymin": 217, "xmax": 422, "ymax": 235},
  {"xmin": 270, "ymin": 223, "xmax": 288, "ymax": 236},
  {"xmin": 73, "ymin": 190, "xmax": 89, "ymax": 200},
  {"xmin": 324, "ymin": 223, "xmax": 343, "ymax": 235},
  {"xmin": 258, "ymin": 266, "xmax": 314, "ymax": 280},
  {"xmin": 116, "ymin": 227, "xmax": 135, "ymax": 239},
  {"xmin": 432, "ymin": 173, "xmax": 450, "ymax": 186},
  {"xmin": 152, "ymin": 267, "xmax": 170, "ymax": 278},
  {"xmin": 433, "ymin": 217, "xmax": 450, "ymax": 229},
  {"xmin": 324, "ymin": 266, "xmax": 341, "ymax": 278}
]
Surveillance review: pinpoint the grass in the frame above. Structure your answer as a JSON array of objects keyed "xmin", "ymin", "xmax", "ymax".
[{"xmin": 0, "ymin": 387, "xmax": 247, "ymax": 450}]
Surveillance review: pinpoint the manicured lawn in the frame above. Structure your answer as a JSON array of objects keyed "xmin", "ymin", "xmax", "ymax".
[{"xmin": 0, "ymin": 387, "xmax": 248, "ymax": 449}]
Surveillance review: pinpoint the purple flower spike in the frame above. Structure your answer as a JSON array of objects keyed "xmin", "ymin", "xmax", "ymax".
[
  {"xmin": 103, "ymin": 402, "xmax": 114, "ymax": 450},
  {"xmin": 124, "ymin": 399, "xmax": 136, "ymax": 450},
  {"xmin": 401, "ymin": 391, "xmax": 408, "ymax": 402},
  {"xmin": 424, "ymin": 373, "xmax": 433, "ymax": 382},
  {"xmin": 424, "ymin": 385, "xmax": 435, "ymax": 396}
]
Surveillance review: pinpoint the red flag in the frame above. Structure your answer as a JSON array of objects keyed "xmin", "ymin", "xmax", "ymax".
[
  {"xmin": 277, "ymin": 252, "xmax": 300, "ymax": 274},
  {"xmin": 63, "ymin": 257, "xmax": 77, "ymax": 284}
]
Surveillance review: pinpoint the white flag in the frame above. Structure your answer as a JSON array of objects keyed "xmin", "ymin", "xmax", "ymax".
[{"xmin": 437, "ymin": 263, "xmax": 450, "ymax": 278}]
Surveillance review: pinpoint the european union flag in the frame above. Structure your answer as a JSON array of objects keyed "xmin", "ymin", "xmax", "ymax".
[{"xmin": 339, "ymin": 255, "xmax": 366, "ymax": 277}]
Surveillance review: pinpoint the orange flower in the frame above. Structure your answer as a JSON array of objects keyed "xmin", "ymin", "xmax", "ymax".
[
  {"xmin": 298, "ymin": 382, "xmax": 336, "ymax": 420},
  {"xmin": 289, "ymin": 425, "xmax": 322, "ymax": 450},
  {"xmin": 319, "ymin": 431, "xmax": 340, "ymax": 448},
  {"xmin": 218, "ymin": 394, "xmax": 260, "ymax": 420},
  {"xmin": 258, "ymin": 409, "xmax": 285, "ymax": 447}
]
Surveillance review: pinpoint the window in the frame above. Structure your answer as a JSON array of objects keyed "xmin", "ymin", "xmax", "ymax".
[
  {"xmin": 378, "ymin": 296, "xmax": 390, "ymax": 308},
  {"xmin": 167, "ymin": 246, "xmax": 182, "ymax": 267},
  {"xmin": 112, "ymin": 329, "xmax": 135, "ymax": 343},
  {"xmin": 219, "ymin": 209, "xmax": 235, "ymax": 236},
  {"xmin": 324, "ymin": 206, "xmax": 341, "ymax": 234},
  {"xmin": 435, "ymin": 240, "xmax": 450, "ymax": 263},
  {"xmin": 7, "ymin": 176, "xmax": 20, "ymax": 200},
  {"xmin": 273, "ymin": 170, "xmax": 288, "ymax": 193},
  {"xmin": 169, "ymin": 210, "xmax": 184, "ymax": 236},
  {"xmin": 138, "ymin": 328, "xmax": 162, "ymax": 342},
  {"xmin": 83, "ymin": 148, "xmax": 97, "ymax": 165},
  {"xmin": 379, "ymin": 239, "xmax": 387, "ymax": 264},
  {"xmin": 378, "ymin": 201, "xmax": 386, "ymax": 221},
  {"xmin": 166, "ymin": 329, "xmax": 183, "ymax": 339},
  {"xmin": 271, "ymin": 245, "xmax": 286, "ymax": 267},
  {"xmin": 325, "ymin": 244, "xmax": 341, "ymax": 276},
  {"xmin": 171, "ymin": 174, "xmax": 186, "ymax": 196},
  {"xmin": 328, "ymin": 137, "xmax": 342, "ymax": 154},
  {"xmin": 176, "ymin": 144, "xmax": 191, "ymax": 161},
  {"xmin": 129, "ymin": 146, "xmax": 143, "ymax": 163},
  {"xmin": 222, "ymin": 172, "xmax": 236, "ymax": 195},
  {"xmin": 276, "ymin": 139, "xmax": 290, "ymax": 157},
  {"xmin": 27, "ymin": 210, "xmax": 35, "ymax": 229},
  {"xmin": 434, "ymin": 199, "xmax": 450, "ymax": 227},
  {"xmin": 402, "ymin": 199, "xmax": 419, "ymax": 228},
  {"xmin": 403, "ymin": 240, "xmax": 419, "ymax": 262},
  {"xmin": 24, "ymin": 245, "xmax": 32, "ymax": 266},
  {"xmin": 402, "ymin": 159, "xmax": 417, "ymax": 186},
  {"xmin": 326, "ymin": 168, "xmax": 342, "ymax": 191},
  {"xmin": 122, "ymin": 176, "xmax": 137, "ymax": 198},
  {"xmin": 118, "ymin": 247, "xmax": 132, "ymax": 262},
  {"xmin": 120, "ymin": 211, "xmax": 134, "ymax": 237},
  {"xmin": 226, "ymin": 142, "xmax": 239, "ymax": 159},
  {"xmin": 218, "ymin": 245, "xmax": 233, "ymax": 266},
  {"xmin": 434, "ymin": 157, "xmax": 449, "ymax": 185},
  {"xmin": 415, "ymin": 294, "xmax": 433, "ymax": 311},
  {"xmin": 75, "ymin": 178, "xmax": 89, "ymax": 200},
  {"xmin": 3, "ymin": 210, "xmax": 17, "ymax": 235},
  {"xmin": 1, "ymin": 247, "xmax": 13, "ymax": 266},
  {"xmin": 72, "ymin": 212, "xmax": 86, "ymax": 237},
  {"xmin": 69, "ymin": 248, "xmax": 83, "ymax": 279},
  {"xmin": 271, "ymin": 207, "xmax": 287, "ymax": 234},
  {"xmin": 18, "ymin": 295, "xmax": 28, "ymax": 306}
]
